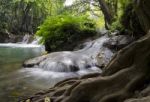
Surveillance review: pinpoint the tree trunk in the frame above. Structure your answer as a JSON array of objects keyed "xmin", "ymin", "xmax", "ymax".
[
  {"xmin": 98, "ymin": 0, "xmax": 113, "ymax": 26},
  {"xmin": 134, "ymin": 0, "xmax": 150, "ymax": 33},
  {"xmin": 20, "ymin": 2, "xmax": 32, "ymax": 33}
]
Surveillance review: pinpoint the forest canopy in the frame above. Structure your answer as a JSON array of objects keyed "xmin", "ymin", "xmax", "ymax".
[
  {"xmin": 0, "ymin": 0, "xmax": 132, "ymax": 34},
  {"xmin": 1, "ymin": 0, "xmax": 144, "ymax": 51}
]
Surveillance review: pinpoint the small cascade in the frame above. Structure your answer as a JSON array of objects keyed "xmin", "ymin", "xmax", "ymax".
[
  {"xmin": 20, "ymin": 34, "xmax": 41, "ymax": 44},
  {"xmin": 21, "ymin": 34, "xmax": 30, "ymax": 44},
  {"xmin": 24, "ymin": 35, "xmax": 113, "ymax": 72},
  {"xmin": 0, "ymin": 35, "xmax": 45, "ymax": 65},
  {"xmin": 76, "ymin": 35, "xmax": 114, "ymax": 65},
  {"xmin": 31, "ymin": 36, "xmax": 42, "ymax": 44},
  {"xmin": 25, "ymin": 51, "xmax": 96, "ymax": 72},
  {"xmin": 22, "ymin": 35, "xmax": 115, "ymax": 87}
]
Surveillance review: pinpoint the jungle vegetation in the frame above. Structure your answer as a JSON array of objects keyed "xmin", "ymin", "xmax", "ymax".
[
  {"xmin": 0, "ymin": 0, "xmax": 145, "ymax": 50},
  {"xmin": 0, "ymin": 0, "xmax": 131, "ymax": 35}
]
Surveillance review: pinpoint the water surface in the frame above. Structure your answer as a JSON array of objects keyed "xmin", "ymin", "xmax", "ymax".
[
  {"xmin": 0, "ymin": 36, "xmax": 114, "ymax": 102},
  {"xmin": 0, "ymin": 43, "xmax": 44, "ymax": 102}
]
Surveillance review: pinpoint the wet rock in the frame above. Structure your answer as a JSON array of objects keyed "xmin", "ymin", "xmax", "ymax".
[
  {"xmin": 23, "ymin": 55, "xmax": 47, "ymax": 67},
  {"xmin": 103, "ymin": 35, "xmax": 134, "ymax": 51},
  {"xmin": 70, "ymin": 65, "xmax": 79, "ymax": 71}
]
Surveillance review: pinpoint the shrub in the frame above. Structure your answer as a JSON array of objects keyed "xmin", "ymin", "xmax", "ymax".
[{"xmin": 36, "ymin": 14, "xmax": 96, "ymax": 52}]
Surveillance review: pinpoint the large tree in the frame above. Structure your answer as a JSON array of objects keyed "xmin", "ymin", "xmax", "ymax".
[
  {"xmin": 22, "ymin": 0, "xmax": 150, "ymax": 102},
  {"xmin": 98, "ymin": 0, "xmax": 113, "ymax": 25}
]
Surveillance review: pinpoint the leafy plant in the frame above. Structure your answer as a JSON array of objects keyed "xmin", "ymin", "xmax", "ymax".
[{"xmin": 36, "ymin": 14, "xmax": 97, "ymax": 52}]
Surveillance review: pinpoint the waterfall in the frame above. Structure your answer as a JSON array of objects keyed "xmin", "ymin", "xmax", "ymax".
[
  {"xmin": 20, "ymin": 34, "xmax": 42, "ymax": 45},
  {"xmin": 21, "ymin": 35, "xmax": 114, "ymax": 88},
  {"xmin": 31, "ymin": 36, "xmax": 42, "ymax": 44},
  {"xmin": 21, "ymin": 34, "xmax": 30, "ymax": 44}
]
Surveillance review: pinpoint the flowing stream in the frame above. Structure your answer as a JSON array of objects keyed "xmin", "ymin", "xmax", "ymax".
[
  {"xmin": 0, "ymin": 35, "xmax": 114, "ymax": 102},
  {"xmin": 0, "ymin": 43, "xmax": 45, "ymax": 102}
]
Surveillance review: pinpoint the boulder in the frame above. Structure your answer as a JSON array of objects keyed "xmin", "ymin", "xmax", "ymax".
[{"xmin": 103, "ymin": 35, "xmax": 134, "ymax": 51}]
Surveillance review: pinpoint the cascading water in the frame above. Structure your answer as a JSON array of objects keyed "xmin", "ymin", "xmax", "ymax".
[
  {"xmin": 22, "ymin": 35, "xmax": 114, "ymax": 89},
  {"xmin": 21, "ymin": 34, "xmax": 30, "ymax": 44},
  {"xmin": 31, "ymin": 36, "xmax": 42, "ymax": 44},
  {"xmin": 0, "ymin": 34, "xmax": 115, "ymax": 102}
]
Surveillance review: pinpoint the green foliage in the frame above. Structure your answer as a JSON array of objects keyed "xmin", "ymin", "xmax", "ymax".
[
  {"xmin": 36, "ymin": 14, "xmax": 96, "ymax": 51},
  {"xmin": 110, "ymin": 18, "xmax": 123, "ymax": 32},
  {"xmin": 0, "ymin": 0, "xmax": 66, "ymax": 34},
  {"xmin": 95, "ymin": 16, "xmax": 105, "ymax": 28},
  {"xmin": 109, "ymin": 0, "xmax": 131, "ymax": 32}
]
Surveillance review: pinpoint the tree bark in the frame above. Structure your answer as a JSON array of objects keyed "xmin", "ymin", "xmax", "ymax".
[
  {"xmin": 98, "ymin": 0, "xmax": 113, "ymax": 25},
  {"xmin": 134, "ymin": 0, "xmax": 150, "ymax": 33}
]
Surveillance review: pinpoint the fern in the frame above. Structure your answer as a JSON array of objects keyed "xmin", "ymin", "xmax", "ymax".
[{"xmin": 36, "ymin": 14, "xmax": 96, "ymax": 52}]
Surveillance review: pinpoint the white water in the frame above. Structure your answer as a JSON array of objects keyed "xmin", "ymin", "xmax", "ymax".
[
  {"xmin": 0, "ymin": 35, "xmax": 114, "ymax": 102},
  {"xmin": 31, "ymin": 36, "xmax": 42, "ymax": 44},
  {"xmin": 21, "ymin": 35, "xmax": 114, "ymax": 89},
  {"xmin": 0, "ymin": 43, "xmax": 41, "ymax": 48},
  {"xmin": 76, "ymin": 35, "xmax": 113, "ymax": 65},
  {"xmin": 21, "ymin": 34, "xmax": 30, "ymax": 44}
]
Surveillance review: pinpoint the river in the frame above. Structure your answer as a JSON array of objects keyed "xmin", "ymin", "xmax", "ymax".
[
  {"xmin": 0, "ymin": 44, "xmax": 45, "ymax": 102},
  {"xmin": 0, "ymin": 35, "xmax": 114, "ymax": 102}
]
